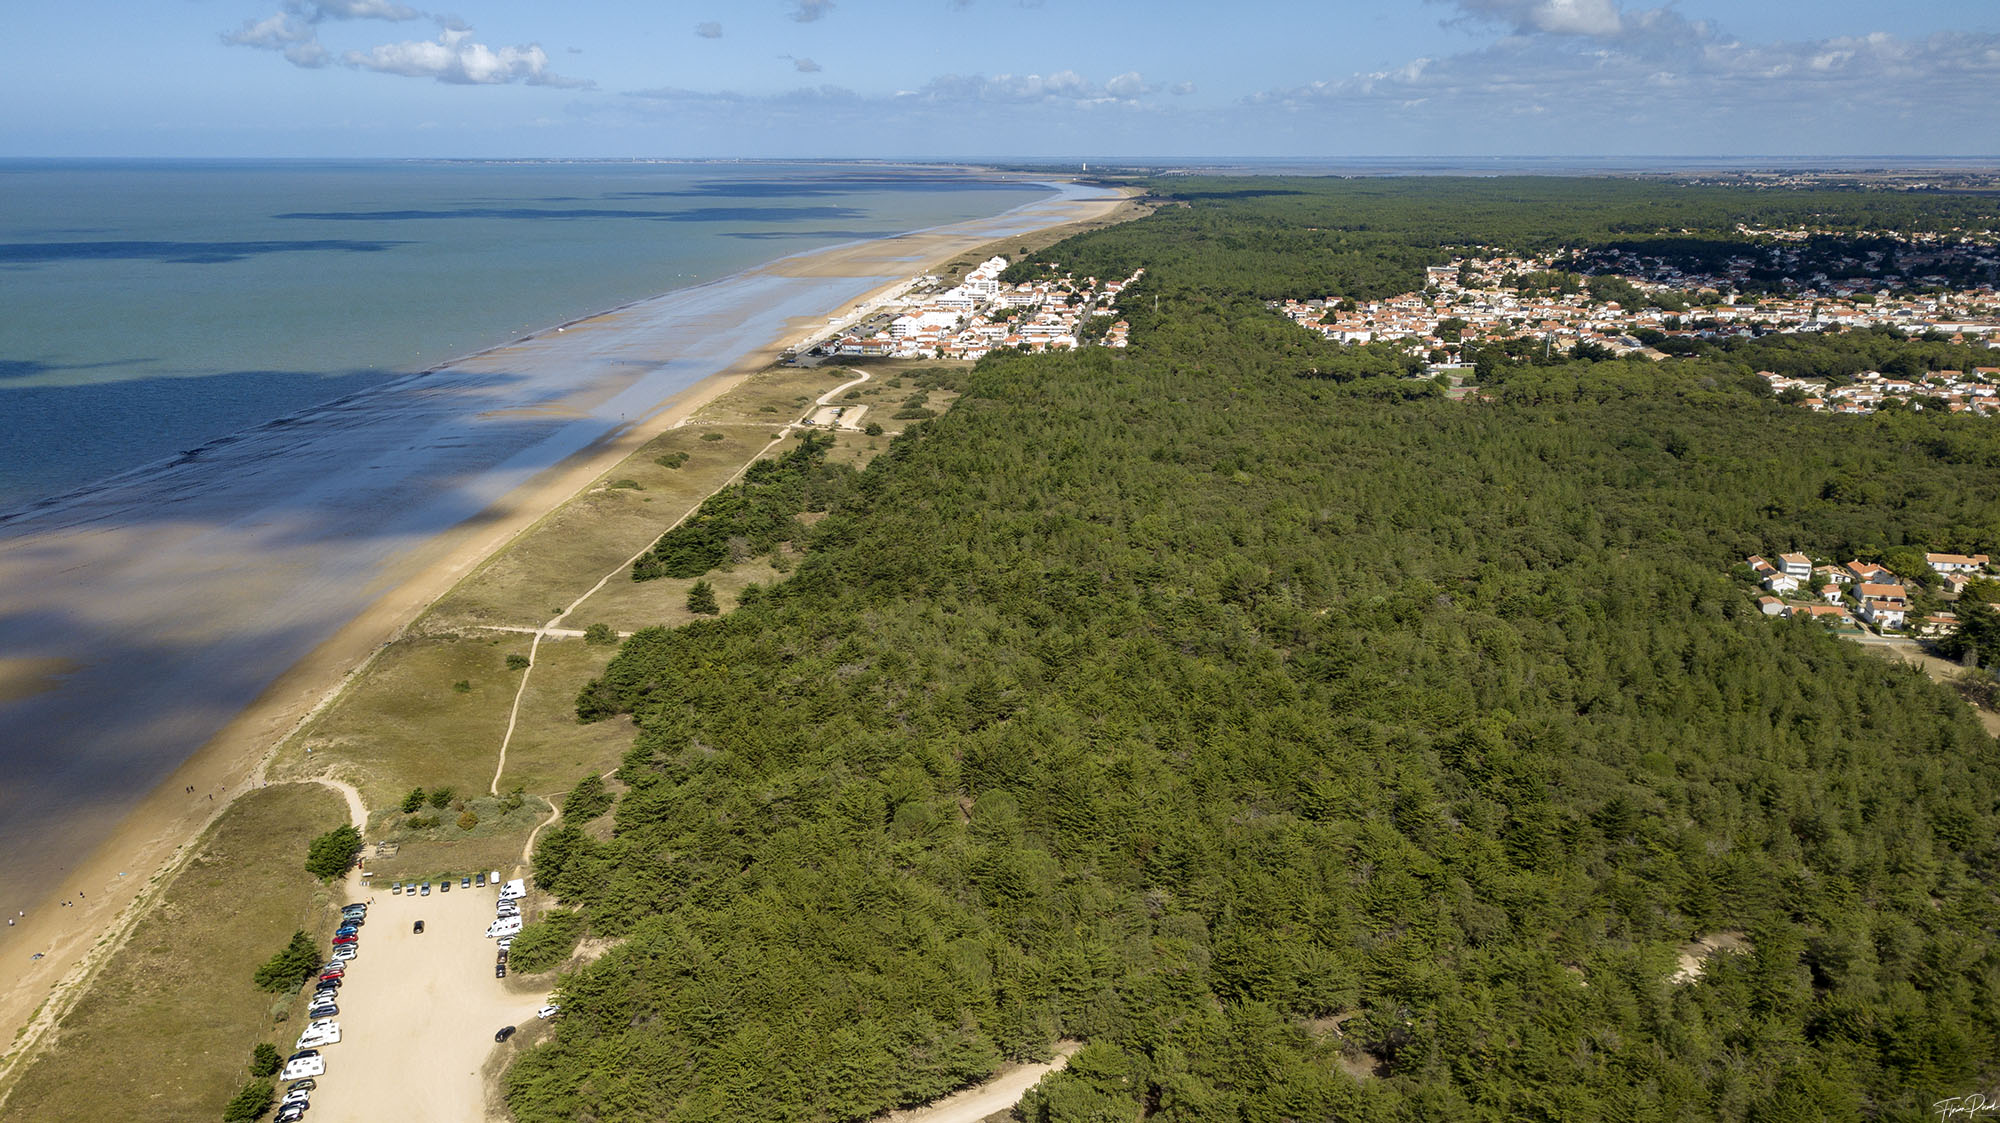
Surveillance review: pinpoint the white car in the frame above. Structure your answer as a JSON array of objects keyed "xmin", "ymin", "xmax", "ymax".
[
  {"xmin": 496, "ymin": 936, "xmax": 514, "ymax": 950},
  {"xmin": 331, "ymin": 945, "xmax": 358, "ymax": 961},
  {"xmin": 536, "ymin": 1004, "xmax": 561, "ymax": 1019},
  {"xmin": 281, "ymin": 1089, "xmax": 312, "ymax": 1106}
]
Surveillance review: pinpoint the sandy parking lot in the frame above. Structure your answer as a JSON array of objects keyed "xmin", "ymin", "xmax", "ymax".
[{"xmin": 302, "ymin": 880, "xmax": 548, "ymax": 1123}]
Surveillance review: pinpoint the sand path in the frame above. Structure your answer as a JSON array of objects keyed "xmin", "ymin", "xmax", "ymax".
[{"xmin": 876, "ymin": 1042, "xmax": 1079, "ymax": 1123}]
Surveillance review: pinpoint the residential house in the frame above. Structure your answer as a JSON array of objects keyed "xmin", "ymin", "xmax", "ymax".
[
  {"xmin": 1925, "ymin": 552, "xmax": 1991, "ymax": 573},
  {"xmin": 1778, "ymin": 552, "xmax": 1813, "ymax": 579}
]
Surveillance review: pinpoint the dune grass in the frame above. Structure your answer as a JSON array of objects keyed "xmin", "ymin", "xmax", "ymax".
[{"xmin": 0, "ymin": 783, "xmax": 345, "ymax": 1123}]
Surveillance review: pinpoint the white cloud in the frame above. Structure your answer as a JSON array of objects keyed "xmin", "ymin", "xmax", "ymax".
[
  {"xmin": 787, "ymin": 0, "xmax": 834, "ymax": 23},
  {"xmin": 695, "ymin": 21, "xmax": 723, "ymax": 39},
  {"xmin": 1254, "ymin": 12, "xmax": 2000, "ymax": 149},
  {"xmin": 1103, "ymin": 71, "xmax": 1152, "ymax": 98},
  {"xmin": 223, "ymin": 11, "xmax": 329, "ymax": 67},
  {"xmin": 343, "ymin": 25, "xmax": 591, "ymax": 86},
  {"xmin": 1169, "ymin": 80, "xmax": 1197, "ymax": 96},
  {"xmin": 792, "ymin": 56, "xmax": 822, "ymax": 73},
  {"xmin": 224, "ymin": 3, "xmax": 590, "ymax": 87}
]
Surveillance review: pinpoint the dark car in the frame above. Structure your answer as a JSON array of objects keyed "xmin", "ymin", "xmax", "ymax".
[
  {"xmin": 287, "ymin": 1049, "xmax": 320, "ymax": 1063},
  {"xmin": 495, "ymin": 1025, "xmax": 516, "ymax": 1043},
  {"xmin": 495, "ymin": 962, "xmax": 507, "ymax": 978},
  {"xmin": 312, "ymin": 979, "xmax": 339, "ymax": 992},
  {"xmin": 413, "ymin": 920, "xmax": 425, "ymax": 934},
  {"xmin": 439, "ymin": 880, "xmax": 450, "ymax": 894},
  {"xmin": 334, "ymin": 926, "xmax": 358, "ymax": 938},
  {"xmin": 308, "ymin": 1001, "xmax": 338, "ymax": 1017},
  {"xmin": 276, "ymin": 1106, "xmax": 307, "ymax": 1123},
  {"xmin": 286, "ymin": 1079, "xmax": 317, "ymax": 1094},
  {"xmin": 475, "ymin": 873, "xmax": 487, "ymax": 888},
  {"xmin": 461, "ymin": 876, "xmax": 471, "ymax": 889}
]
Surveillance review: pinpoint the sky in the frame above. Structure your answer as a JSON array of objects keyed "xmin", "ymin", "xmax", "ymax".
[{"xmin": 5, "ymin": 0, "xmax": 1998, "ymax": 159}]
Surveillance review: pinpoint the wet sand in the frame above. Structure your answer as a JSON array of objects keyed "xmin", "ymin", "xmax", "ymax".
[{"xmin": 0, "ymin": 182, "xmax": 1134, "ymax": 1061}]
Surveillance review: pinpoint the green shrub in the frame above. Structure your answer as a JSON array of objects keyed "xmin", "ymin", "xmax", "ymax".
[
  {"xmin": 401, "ymin": 788, "xmax": 425, "ymax": 814},
  {"xmin": 222, "ymin": 1079, "xmax": 274, "ymax": 1123},
  {"xmin": 251, "ymin": 931, "xmax": 320, "ymax": 992},
  {"xmin": 428, "ymin": 786, "xmax": 455, "ymax": 809},
  {"xmin": 303, "ymin": 826, "xmax": 362, "ymax": 881},
  {"xmin": 686, "ymin": 580, "xmax": 720, "ymax": 615},
  {"xmin": 457, "ymin": 809, "xmax": 480, "ymax": 831},
  {"xmin": 700, "ymin": 431, "xmax": 725, "ymax": 442},
  {"xmin": 506, "ymin": 653, "xmax": 531, "ymax": 671},
  {"xmin": 249, "ymin": 1042, "xmax": 281, "ymax": 1078},
  {"xmin": 563, "ymin": 774, "xmax": 613, "ymax": 823},
  {"xmin": 656, "ymin": 451, "xmax": 690, "ymax": 470},
  {"xmin": 451, "ymin": 679, "xmax": 472, "ymax": 694},
  {"xmin": 582, "ymin": 623, "xmax": 617, "ymax": 646}
]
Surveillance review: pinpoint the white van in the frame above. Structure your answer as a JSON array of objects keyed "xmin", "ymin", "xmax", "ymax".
[
  {"xmin": 296, "ymin": 1022, "xmax": 340, "ymax": 1049},
  {"xmin": 281, "ymin": 1056, "xmax": 326, "ymax": 1080},
  {"xmin": 498, "ymin": 879, "xmax": 527, "ymax": 901},
  {"xmin": 486, "ymin": 916, "xmax": 523, "ymax": 939}
]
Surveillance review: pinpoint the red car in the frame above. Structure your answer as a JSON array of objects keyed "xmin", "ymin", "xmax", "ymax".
[
  {"xmin": 317, "ymin": 968, "xmax": 344, "ymax": 982},
  {"xmin": 332, "ymin": 935, "xmax": 358, "ymax": 946}
]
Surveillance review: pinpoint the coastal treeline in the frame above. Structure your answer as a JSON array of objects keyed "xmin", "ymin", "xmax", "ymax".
[{"xmin": 509, "ymin": 182, "xmax": 2000, "ymax": 1122}]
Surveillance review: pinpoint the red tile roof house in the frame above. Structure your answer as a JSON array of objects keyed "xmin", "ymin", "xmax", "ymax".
[{"xmin": 1845, "ymin": 561, "xmax": 1895, "ymax": 585}]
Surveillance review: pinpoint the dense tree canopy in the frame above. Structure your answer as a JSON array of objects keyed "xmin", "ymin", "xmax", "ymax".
[{"xmin": 512, "ymin": 179, "xmax": 2000, "ymax": 1123}]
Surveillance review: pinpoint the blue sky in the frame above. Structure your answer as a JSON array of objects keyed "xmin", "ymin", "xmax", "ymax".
[{"xmin": 6, "ymin": 0, "xmax": 1997, "ymax": 158}]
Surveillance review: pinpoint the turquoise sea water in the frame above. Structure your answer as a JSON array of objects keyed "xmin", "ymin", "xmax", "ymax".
[{"xmin": 0, "ymin": 160, "xmax": 1048, "ymax": 510}]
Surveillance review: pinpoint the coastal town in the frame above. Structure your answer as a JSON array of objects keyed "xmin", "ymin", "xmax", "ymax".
[
  {"xmin": 1744, "ymin": 549, "xmax": 1993, "ymax": 638},
  {"xmin": 1277, "ymin": 231, "xmax": 2000, "ymax": 413},
  {"xmin": 808, "ymin": 256, "xmax": 1140, "ymax": 361}
]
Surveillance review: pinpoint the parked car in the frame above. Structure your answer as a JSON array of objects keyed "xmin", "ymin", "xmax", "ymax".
[
  {"xmin": 285, "ymin": 1079, "xmax": 316, "ymax": 1094},
  {"xmin": 439, "ymin": 879, "xmax": 450, "ymax": 894},
  {"xmin": 340, "ymin": 905, "xmax": 367, "ymax": 918},
  {"xmin": 287, "ymin": 1049, "xmax": 320, "ymax": 1064},
  {"xmin": 496, "ymin": 950, "xmax": 508, "ymax": 965},
  {"xmin": 276, "ymin": 1104, "xmax": 307, "ymax": 1123},
  {"xmin": 331, "ymin": 935, "xmax": 357, "ymax": 946},
  {"xmin": 308, "ymin": 1003, "xmax": 337, "ymax": 1019},
  {"xmin": 495, "ymin": 962, "xmax": 507, "ymax": 978},
  {"xmin": 494, "ymin": 1025, "xmax": 516, "ymax": 1042},
  {"xmin": 413, "ymin": 920, "xmax": 425, "ymax": 934},
  {"xmin": 317, "ymin": 970, "xmax": 344, "ymax": 983},
  {"xmin": 330, "ymin": 946, "xmax": 357, "ymax": 961},
  {"xmin": 390, "ymin": 882, "xmax": 403, "ymax": 895},
  {"xmin": 281, "ymin": 1088, "xmax": 311, "ymax": 1107},
  {"xmin": 496, "ymin": 936, "xmax": 513, "ymax": 950},
  {"xmin": 474, "ymin": 873, "xmax": 487, "ymax": 888},
  {"xmin": 334, "ymin": 925, "xmax": 358, "ymax": 937},
  {"xmin": 420, "ymin": 882, "xmax": 431, "ymax": 896},
  {"xmin": 536, "ymin": 1004, "xmax": 561, "ymax": 1019}
]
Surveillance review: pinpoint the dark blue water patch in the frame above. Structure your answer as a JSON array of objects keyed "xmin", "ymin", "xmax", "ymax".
[
  {"xmin": 0, "ymin": 239, "xmax": 411, "ymax": 265},
  {"xmin": 272, "ymin": 205, "xmax": 866, "ymax": 223},
  {"xmin": 0, "ymin": 358, "xmax": 155, "ymax": 383},
  {"xmin": 0, "ymin": 367, "xmax": 393, "ymax": 512},
  {"xmin": 609, "ymin": 176, "xmax": 1053, "ymax": 199}
]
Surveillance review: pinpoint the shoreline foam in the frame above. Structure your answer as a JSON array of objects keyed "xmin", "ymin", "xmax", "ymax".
[{"xmin": 0, "ymin": 179, "xmax": 1134, "ymax": 1067}]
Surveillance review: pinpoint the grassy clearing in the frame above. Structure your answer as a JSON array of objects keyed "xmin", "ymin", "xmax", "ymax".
[
  {"xmin": 276, "ymin": 633, "xmax": 522, "ymax": 809},
  {"xmin": 0, "ymin": 784, "xmax": 345, "ymax": 1123},
  {"xmin": 364, "ymin": 793, "xmax": 551, "ymax": 886},
  {"xmin": 493, "ymin": 640, "xmax": 636, "ymax": 796}
]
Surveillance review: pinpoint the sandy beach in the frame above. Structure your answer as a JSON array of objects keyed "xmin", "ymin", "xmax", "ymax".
[{"xmin": 0, "ymin": 180, "xmax": 1133, "ymax": 1070}]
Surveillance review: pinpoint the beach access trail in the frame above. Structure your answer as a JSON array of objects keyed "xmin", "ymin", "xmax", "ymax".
[{"xmin": 0, "ymin": 182, "xmax": 1136, "ymax": 1075}]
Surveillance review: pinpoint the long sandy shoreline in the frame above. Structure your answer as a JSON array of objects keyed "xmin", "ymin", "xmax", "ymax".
[{"xmin": 0, "ymin": 180, "xmax": 1135, "ymax": 1071}]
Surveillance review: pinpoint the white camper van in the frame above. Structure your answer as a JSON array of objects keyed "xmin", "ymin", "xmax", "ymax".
[{"xmin": 486, "ymin": 915, "xmax": 524, "ymax": 939}]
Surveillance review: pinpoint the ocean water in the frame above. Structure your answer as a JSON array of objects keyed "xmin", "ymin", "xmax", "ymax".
[
  {"xmin": 0, "ymin": 161, "xmax": 1083, "ymax": 919},
  {"xmin": 0, "ymin": 160, "xmax": 1050, "ymax": 510}
]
